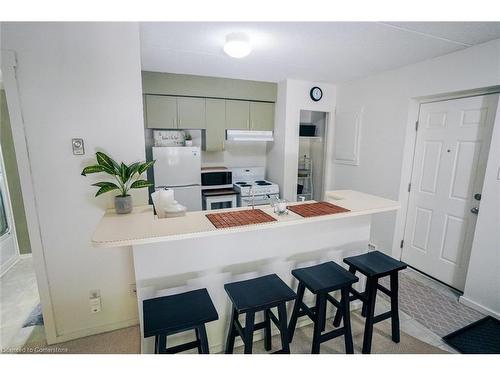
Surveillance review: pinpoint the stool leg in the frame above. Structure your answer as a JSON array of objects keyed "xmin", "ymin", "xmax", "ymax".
[
  {"xmin": 362, "ymin": 278, "xmax": 378, "ymax": 354},
  {"xmin": 341, "ymin": 287, "xmax": 354, "ymax": 354},
  {"xmin": 195, "ymin": 328, "xmax": 202, "ymax": 354},
  {"xmin": 264, "ymin": 308, "xmax": 272, "ymax": 351},
  {"xmin": 334, "ymin": 266, "xmax": 355, "ymax": 326},
  {"xmin": 197, "ymin": 325, "xmax": 210, "ymax": 354},
  {"xmin": 333, "ymin": 289, "xmax": 344, "ymax": 327},
  {"xmin": 321, "ymin": 295, "xmax": 327, "ymax": 332},
  {"xmin": 154, "ymin": 335, "xmax": 160, "ymax": 354},
  {"xmin": 390, "ymin": 272, "xmax": 400, "ymax": 343},
  {"xmin": 361, "ymin": 276, "xmax": 369, "ymax": 318},
  {"xmin": 311, "ymin": 293, "xmax": 326, "ymax": 354},
  {"xmin": 224, "ymin": 307, "xmax": 238, "ymax": 354},
  {"xmin": 288, "ymin": 282, "xmax": 305, "ymax": 343},
  {"xmin": 243, "ymin": 312, "xmax": 255, "ymax": 354},
  {"xmin": 277, "ymin": 302, "xmax": 290, "ymax": 354}
]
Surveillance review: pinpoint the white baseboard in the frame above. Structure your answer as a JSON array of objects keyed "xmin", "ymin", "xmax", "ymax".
[
  {"xmin": 19, "ymin": 253, "xmax": 33, "ymax": 259},
  {"xmin": 47, "ymin": 318, "xmax": 139, "ymax": 345},
  {"xmin": 459, "ymin": 295, "xmax": 500, "ymax": 320}
]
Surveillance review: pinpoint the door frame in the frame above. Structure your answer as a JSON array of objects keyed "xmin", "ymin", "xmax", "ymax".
[
  {"xmin": 0, "ymin": 142, "xmax": 20, "ymax": 276},
  {"xmin": 1, "ymin": 49, "xmax": 58, "ymax": 343},
  {"xmin": 391, "ymin": 86, "xmax": 500, "ymax": 264},
  {"xmin": 294, "ymin": 108, "xmax": 333, "ymax": 202}
]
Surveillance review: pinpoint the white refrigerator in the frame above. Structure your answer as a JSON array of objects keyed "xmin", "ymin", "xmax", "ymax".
[{"xmin": 152, "ymin": 147, "xmax": 202, "ymax": 211}]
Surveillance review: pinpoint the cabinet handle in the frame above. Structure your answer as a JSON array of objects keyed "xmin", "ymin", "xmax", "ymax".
[
  {"xmin": 247, "ymin": 119, "xmax": 250, "ymax": 129},
  {"xmin": 178, "ymin": 118, "xmax": 181, "ymax": 128},
  {"xmin": 172, "ymin": 118, "xmax": 176, "ymax": 128}
]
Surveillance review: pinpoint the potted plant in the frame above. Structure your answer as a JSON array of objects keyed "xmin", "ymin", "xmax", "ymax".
[
  {"xmin": 184, "ymin": 132, "xmax": 193, "ymax": 146},
  {"xmin": 81, "ymin": 151, "xmax": 155, "ymax": 214}
]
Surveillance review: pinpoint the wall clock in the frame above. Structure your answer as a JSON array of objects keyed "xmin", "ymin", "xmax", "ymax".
[{"xmin": 310, "ymin": 86, "xmax": 323, "ymax": 102}]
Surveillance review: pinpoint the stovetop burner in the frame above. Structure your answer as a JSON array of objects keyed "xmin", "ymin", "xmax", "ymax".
[
  {"xmin": 255, "ymin": 180, "xmax": 267, "ymax": 183},
  {"xmin": 235, "ymin": 182, "xmax": 247, "ymax": 185},
  {"xmin": 256, "ymin": 182, "xmax": 271, "ymax": 186}
]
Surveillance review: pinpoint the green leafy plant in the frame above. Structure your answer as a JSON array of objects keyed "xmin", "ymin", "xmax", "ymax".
[{"xmin": 81, "ymin": 151, "xmax": 155, "ymax": 197}]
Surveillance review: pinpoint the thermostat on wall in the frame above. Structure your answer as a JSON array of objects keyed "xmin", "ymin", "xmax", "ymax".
[{"xmin": 72, "ymin": 138, "xmax": 85, "ymax": 155}]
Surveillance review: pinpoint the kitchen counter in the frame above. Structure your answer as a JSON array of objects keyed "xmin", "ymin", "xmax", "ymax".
[
  {"xmin": 92, "ymin": 190, "xmax": 399, "ymax": 354},
  {"xmin": 92, "ymin": 190, "xmax": 399, "ymax": 248}
]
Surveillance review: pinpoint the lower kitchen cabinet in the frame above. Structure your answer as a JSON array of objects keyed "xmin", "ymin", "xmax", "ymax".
[
  {"xmin": 145, "ymin": 95, "xmax": 177, "ymax": 129},
  {"xmin": 250, "ymin": 101, "xmax": 275, "ymax": 131},
  {"xmin": 205, "ymin": 99, "xmax": 226, "ymax": 151}
]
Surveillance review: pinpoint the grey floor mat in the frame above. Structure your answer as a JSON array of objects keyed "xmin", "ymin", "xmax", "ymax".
[
  {"xmin": 379, "ymin": 272, "xmax": 483, "ymax": 337},
  {"xmin": 22, "ymin": 303, "xmax": 44, "ymax": 328}
]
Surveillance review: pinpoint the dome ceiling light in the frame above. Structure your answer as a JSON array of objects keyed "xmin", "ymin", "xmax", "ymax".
[{"xmin": 223, "ymin": 32, "xmax": 252, "ymax": 58}]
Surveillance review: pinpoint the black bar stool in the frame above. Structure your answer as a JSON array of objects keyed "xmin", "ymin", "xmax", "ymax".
[
  {"xmin": 333, "ymin": 250, "xmax": 407, "ymax": 354},
  {"xmin": 224, "ymin": 274, "xmax": 297, "ymax": 354},
  {"xmin": 288, "ymin": 261, "xmax": 359, "ymax": 354},
  {"xmin": 143, "ymin": 288, "xmax": 218, "ymax": 354}
]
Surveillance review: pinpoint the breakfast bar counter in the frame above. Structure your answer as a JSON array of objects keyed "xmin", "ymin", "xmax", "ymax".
[
  {"xmin": 92, "ymin": 190, "xmax": 399, "ymax": 353},
  {"xmin": 92, "ymin": 190, "xmax": 399, "ymax": 247}
]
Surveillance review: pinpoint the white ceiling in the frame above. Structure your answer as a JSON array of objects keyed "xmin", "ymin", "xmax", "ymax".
[{"xmin": 140, "ymin": 22, "xmax": 500, "ymax": 83}]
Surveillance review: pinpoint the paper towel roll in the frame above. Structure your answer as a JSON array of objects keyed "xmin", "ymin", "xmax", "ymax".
[
  {"xmin": 159, "ymin": 189, "xmax": 174, "ymax": 207},
  {"xmin": 150, "ymin": 191, "xmax": 164, "ymax": 218}
]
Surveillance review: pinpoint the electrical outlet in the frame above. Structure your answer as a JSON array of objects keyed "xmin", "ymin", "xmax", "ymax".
[
  {"xmin": 89, "ymin": 296, "xmax": 101, "ymax": 313},
  {"xmin": 89, "ymin": 289, "xmax": 101, "ymax": 313},
  {"xmin": 129, "ymin": 284, "xmax": 137, "ymax": 297},
  {"xmin": 368, "ymin": 243, "xmax": 377, "ymax": 250}
]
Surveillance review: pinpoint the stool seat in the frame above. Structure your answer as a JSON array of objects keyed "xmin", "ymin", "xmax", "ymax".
[
  {"xmin": 292, "ymin": 261, "xmax": 359, "ymax": 293},
  {"xmin": 143, "ymin": 288, "xmax": 218, "ymax": 338},
  {"xmin": 344, "ymin": 250, "xmax": 407, "ymax": 278},
  {"xmin": 224, "ymin": 274, "xmax": 296, "ymax": 313}
]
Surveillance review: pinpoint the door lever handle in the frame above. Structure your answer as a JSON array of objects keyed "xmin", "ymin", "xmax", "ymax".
[
  {"xmin": 474, "ymin": 193, "xmax": 482, "ymax": 201},
  {"xmin": 471, "ymin": 207, "xmax": 479, "ymax": 215}
]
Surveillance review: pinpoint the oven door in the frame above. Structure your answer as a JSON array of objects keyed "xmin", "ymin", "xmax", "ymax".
[{"xmin": 239, "ymin": 194, "xmax": 277, "ymax": 207}]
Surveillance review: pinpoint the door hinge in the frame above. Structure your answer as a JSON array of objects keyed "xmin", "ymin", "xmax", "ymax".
[
  {"xmin": 400, "ymin": 240, "xmax": 404, "ymax": 249},
  {"xmin": 408, "ymin": 183, "xmax": 411, "ymax": 192},
  {"xmin": 415, "ymin": 121, "xmax": 419, "ymax": 131}
]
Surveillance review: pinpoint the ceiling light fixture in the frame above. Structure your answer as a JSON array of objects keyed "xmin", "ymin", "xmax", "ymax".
[{"xmin": 223, "ymin": 32, "xmax": 252, "ymax": 58}]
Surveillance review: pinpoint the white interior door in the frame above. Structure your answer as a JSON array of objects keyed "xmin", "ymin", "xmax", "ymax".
[{"xmin": 402, "ymin": 94, "xmax": 499, "ymax": 291}]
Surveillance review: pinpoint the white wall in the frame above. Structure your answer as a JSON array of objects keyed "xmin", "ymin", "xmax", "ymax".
[
  {"xmin": 202, "ymin": 144, "xmax": 267, "ymax": 169},
  {"xmin": 268, "ymin": 79, "xmax": 337, "ymax": 200},
  {"xmin": 335, "ymin": 38, "xmax": 500, "ymax": 255},
  {"xmin": 461, "ymin": 104, "xmax": 500, "ymax": 318},
  {"xmin": 2, "ymin": 23, "xmax": 145, "ymax": 342}
]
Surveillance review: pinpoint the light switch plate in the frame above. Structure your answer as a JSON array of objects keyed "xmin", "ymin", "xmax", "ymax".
[{"xmin": 72, "ymin": 138, "xmax": 85, "ymax": 155}]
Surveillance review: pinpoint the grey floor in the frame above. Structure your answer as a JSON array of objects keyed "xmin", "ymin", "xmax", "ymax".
[{"xmin": 0, "ymin": 257, "xmax": 40, "ymax": 350}]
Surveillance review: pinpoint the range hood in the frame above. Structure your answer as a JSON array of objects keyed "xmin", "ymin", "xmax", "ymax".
[{"xmin": 225, "ymin": 129, "xmax": 274, "ymax": 142}]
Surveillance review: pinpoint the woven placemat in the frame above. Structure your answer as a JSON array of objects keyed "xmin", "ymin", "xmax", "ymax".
[
  {"xmin": 206, "ymin": 209, "xmax": 277, "ymax": 229},
  {"xmin": 287, "ymin": 201, "xmax": 350, "ymax": 218}
]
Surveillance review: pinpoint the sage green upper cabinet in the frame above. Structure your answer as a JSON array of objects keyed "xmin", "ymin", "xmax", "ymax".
[
  {"xmin": 250, "ymin": 102, "xmax": 275, "ymax": 131},
  {"xmin": 225, "ymin": 100, "xmax": 250, "ymax": 130},
  {"xmin": 205, "ymin": 99, "xmax": 226, "ymax": 152},
  {"xmin": 177, "ymin": 97, "xmax": 206, "ymax": 129},
  {"xmin": 145, "ymin": 95, "xmax": 177, "ymax": 129}
]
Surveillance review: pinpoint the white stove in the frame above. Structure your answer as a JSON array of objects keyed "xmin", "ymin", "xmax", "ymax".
[{"xmin": 232, "ymin": 167, "xmax": 280, "ymax": 207}]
